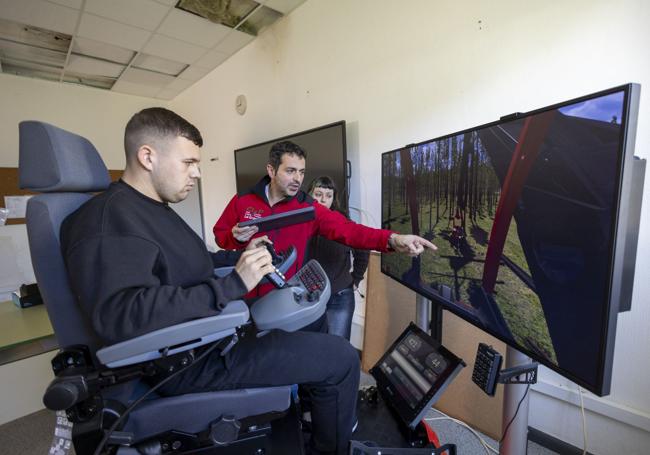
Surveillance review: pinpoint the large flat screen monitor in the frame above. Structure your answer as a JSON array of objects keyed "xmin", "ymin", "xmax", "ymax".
[
  {"xmin": 234, "ymin": 121, "xmax": 348, "ymax": 212},
  {"xmin": 381, "ymin": 84, "xmax": 643, "ymax": 396}
]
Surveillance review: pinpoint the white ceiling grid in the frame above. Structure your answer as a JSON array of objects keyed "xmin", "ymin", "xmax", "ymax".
[{"xmin": 0, "ymin": 0, "xmax": 306, "ymax": 100}]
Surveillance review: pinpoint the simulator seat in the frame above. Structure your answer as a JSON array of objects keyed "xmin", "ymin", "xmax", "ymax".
[{"xmin": 18, "ymin": 121, "xmax": 308, "ymax": 455}]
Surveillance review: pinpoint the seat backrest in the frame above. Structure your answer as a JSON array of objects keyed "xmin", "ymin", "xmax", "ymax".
[{"xmin": 19, "ymin": 121, "xmax": 111, "ymax": 351}]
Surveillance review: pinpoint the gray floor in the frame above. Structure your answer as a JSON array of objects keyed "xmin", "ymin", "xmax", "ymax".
[
  {"xmin": 0, "ymin": 408, "xmax": 66, "ymax": 455},
  {"xmin": 424, "ymin": 408, "xmax": 555, "ymax": 454},
  {"xmin": 359, "ymin": 371, "xmax": 558, "ymax": 454},
  {"xmin": 0, "ymin": 373, "xmax": 559, "ymax": 455}
]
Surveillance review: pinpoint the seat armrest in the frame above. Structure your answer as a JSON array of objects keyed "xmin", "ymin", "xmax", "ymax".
[{"xmin": 96, "ymin": 300, "xmax": 249, "ymax": 368}]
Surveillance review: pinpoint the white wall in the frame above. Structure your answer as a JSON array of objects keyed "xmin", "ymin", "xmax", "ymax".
[
  {"xmin": 0, "ymin": 352, "xmax": 55, "ymax": 426},
  {"xmin": 0, "ymin": 224, "xmax": 35, "ymax": 301},
  {"xmin": 0, "ymin": 72, "xmax": 164, "ymax": 302},
  {"xmin": 0, "ymin": 73, "xmax": 164, "ymax": 169},
  {"xmin": 171, "ymin": 0, "xmax": 650, "ymax": 453}
]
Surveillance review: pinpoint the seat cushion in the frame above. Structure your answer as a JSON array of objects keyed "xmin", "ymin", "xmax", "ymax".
[{"xmin": 123, "ymin": 386, "xmax": 293, "ymax": 441}]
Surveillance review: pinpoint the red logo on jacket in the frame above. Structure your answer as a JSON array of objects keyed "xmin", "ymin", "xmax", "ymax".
[{"xmin": 243, "ymin": 207, "xmax": 265, "ymax": 220}]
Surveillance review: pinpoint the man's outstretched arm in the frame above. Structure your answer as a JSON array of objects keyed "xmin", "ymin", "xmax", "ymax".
[{"xmin": 314, "ymin": 203, "xmax": 437, "ymax": 257}]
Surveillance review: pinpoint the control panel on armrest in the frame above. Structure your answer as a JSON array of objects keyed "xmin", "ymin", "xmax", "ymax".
[
  {"xmin": 96, "ymin": 300, "xmax": 249, "ymax": 368},
  {"xmin": 250, "ymin": 259, "xmax": 330, "ymax": 332}
]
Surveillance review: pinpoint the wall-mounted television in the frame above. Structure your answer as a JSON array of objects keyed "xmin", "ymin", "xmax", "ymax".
[
  {"xmin": 381, "ymin": 84, "xmax": 644, "ymax": 396},
  {"xmin": 234, "ymin": 121, "xmax": 348, "ymax": 212}
]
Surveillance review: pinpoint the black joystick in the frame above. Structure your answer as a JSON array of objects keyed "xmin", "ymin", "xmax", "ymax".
[
  {"xmin": 261, "ymin": 242, "xmax": 287, "ymax": 289},
  {"xmin": 264, "ymin": 242, "xmax": 282, "ymax": 266},
  {"xmin": 306, "ymin": 290, "xmax": 320, "ymax": 303}
]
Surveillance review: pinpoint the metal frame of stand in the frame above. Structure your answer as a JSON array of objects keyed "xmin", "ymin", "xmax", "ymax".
[
  {"xmin": 415, "ymin": 295, "xmax": 532, "ymax": 454},
  {"xmin": 415, "ymin": 294, "xmax": 431, "ymax": 334},
  {"xmin": 500, "ymin": 346, "xmax": 531, "ymax": 454}
]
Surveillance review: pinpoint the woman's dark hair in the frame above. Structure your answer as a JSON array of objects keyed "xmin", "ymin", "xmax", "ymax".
[
  {"xmin": 124, "ymin": 107, "xmax": 202, "ymax": 160},
  {"xmin": 307, "ymin": 175, "xmax": 341, "ymax": 212},
  {"xmin": 268, "ymin": 141, "xmax": 306, "ymax": 172}
]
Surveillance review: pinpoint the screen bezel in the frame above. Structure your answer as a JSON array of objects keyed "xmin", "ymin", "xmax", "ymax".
[
  {"xmin": 233, "ymin": 120, "xmax": 348, "ymax": 212},
  {"xmin": 380, "ymin": 84, "xmax": 640, "ymax": 396}
]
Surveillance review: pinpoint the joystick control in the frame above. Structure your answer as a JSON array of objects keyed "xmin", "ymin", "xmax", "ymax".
[
  {"xmin": 265, "ymin": 242, "xmax": 283, "ymax": 266},
  {"xmin": 306, "ymin": 290, "xmax": 320, "ymax": 303},
  {"xmin": 262, "ymin": 242, "xmax": 288, "ymax": 289}
]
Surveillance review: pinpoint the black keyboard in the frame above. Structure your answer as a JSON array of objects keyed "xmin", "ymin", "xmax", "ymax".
[
  {"xmin": 291, "ymin": 260, "xmax": 327, "ymax": 292},
  {"xmin": 472, "ymin": 343, "xmax": 502, "ymax": 396}
]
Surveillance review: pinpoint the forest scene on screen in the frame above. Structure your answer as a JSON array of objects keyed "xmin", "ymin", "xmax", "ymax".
[{"xmin": 381, "ymin": 91, "xmax": 625, "ymax": 385}]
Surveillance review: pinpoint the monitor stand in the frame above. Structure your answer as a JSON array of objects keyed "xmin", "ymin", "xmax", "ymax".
[
  {"xmin": 415, "ymin": 295, "xmax": 444, "ymax": 342},
  {"xmin": 415, "ymin": 294, "xmax": 431, "ymax": 332},
  {"xmin": 416, "ymin": 296, "xmax": 531, "ymax": 453},
  {"xmin": 500, "ymin": 346, "xmax": 531, "ymax": 454}
]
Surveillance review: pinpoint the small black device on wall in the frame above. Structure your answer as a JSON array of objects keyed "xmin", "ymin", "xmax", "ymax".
[{"xmin": 472, "ymin": 343, "xmax": 503, "ymax": 396}]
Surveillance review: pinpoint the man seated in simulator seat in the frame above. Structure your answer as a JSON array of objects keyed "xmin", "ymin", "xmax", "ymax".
[{"xmin": 60, "ymin": 107, "xmax": 360, "ymax": 455}]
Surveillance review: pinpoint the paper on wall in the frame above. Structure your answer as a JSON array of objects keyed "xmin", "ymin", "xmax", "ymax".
[{"xmin": 4, "ymin": 195, "xmax": 32, "ymax": 218}]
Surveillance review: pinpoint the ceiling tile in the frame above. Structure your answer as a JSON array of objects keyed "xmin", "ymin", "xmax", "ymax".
[
  {"xmin": 265, "ymin": 0, "xmax": 305, "ymax": 15},
  {"xmin": 142, "ymin": 34, "xmax": 207, "ymax": 65},
  {"xmin": 63, "ymin": 71, "xmax": 116, "ymax": 89},
  {"xmin": 133, "ymin": 53, "xmax": 187, "ymax": 76},
  {"xmin": 178, "ymin": 65, "xmax": 211, "ymax": 81},
  {"xmin": 73, "ymin": 37, "xmax": 135, "ymax": 65},
  {"xmin": 84, "ymin": 0, "xmax": 170, "ymax": 31},
  {"xmin": 214, "ymin": 29, "xmax": 254, "ymax": 54},
  {"xmin": 164, "ymin": 77, "xmax": 194, "ymax": 92},
  {"xmin": 46, "ymin": 0, "xmax": 83, "ymax": 9},
  {"xmin": 2, "ymin": 57, "xmax": 63, "ymax": 73},
  {"xmin": 78, "ymin": 14, "xmax": 152, "ymax": 52},
  {"xmin": 112, "ymin": 79, "xmax": 161, "ymax": 98},
  {"xmin": 194, "ymin": 50, "xmax": 229, "ymax": 69},
  {"xmin": 2, "ymin": 60, "xmax": 63, "ymax": 81},
  {"xmin": 0, "ymin": 17, "xmax": 71, "ymax": 52},
  {"xmin": 153, "ymin": 0, "xmax": 177, "ymax": 6},
  {"xmin": 120, "ymin": 67, "xmax": 175, "ymax": 87},
  {"xmin": 158, "ymin": 9, "xmax": 230, "ymax": 49},
  {"xmin": 0, "ymin": 0, "xmax": 79, "ymax": 35},
  {"xmin": 176, "ymin": 0, "xmax": 258, "ymax": 29},
  {"xmin": 66, "ymin": 54, "xmax": 125, "ymax": 78},
  {"xmin": 240, "ymin": 5, "xmax": 282, "ymax": 36},
  {"xmin": 0, "ymin": 40, "xmax": 67, "ymax": 67}
]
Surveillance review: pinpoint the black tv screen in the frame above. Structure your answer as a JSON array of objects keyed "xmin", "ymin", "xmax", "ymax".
[
  {"xmin": 381, "ymin": 84, "xmax": 643, "ymax": 396},
  {"xmin": 234, "ymin": 121, "xmax": 348, "ymax": 212}
]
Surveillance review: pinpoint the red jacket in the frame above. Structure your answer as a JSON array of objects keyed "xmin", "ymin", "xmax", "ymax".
[{"xmin": 214, "ymin": 176, "xmax": 393, "ymax": 297}]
